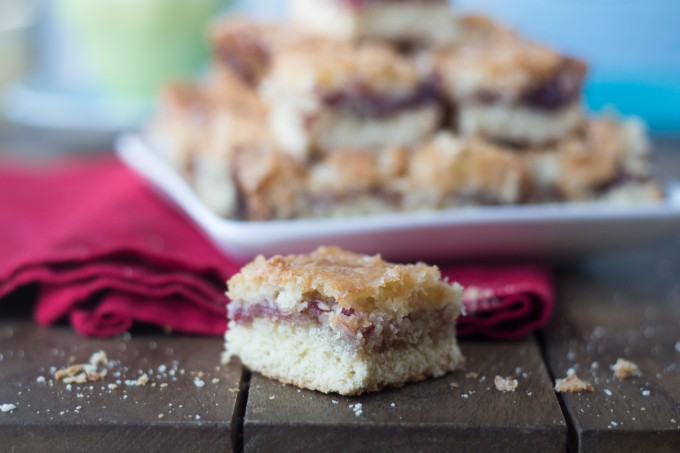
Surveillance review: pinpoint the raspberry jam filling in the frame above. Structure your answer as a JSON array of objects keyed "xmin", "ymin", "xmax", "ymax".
[
  {"xmin": 476, "ymin": 58, "xmax": 586, "ymax": 111},
  {"xmin": 229, "ymin": 299, "xmax": 457, "ymax": 351},
  {"xmin": 321, "ymin": 80, "xmax": 439, "ymax": 118}
]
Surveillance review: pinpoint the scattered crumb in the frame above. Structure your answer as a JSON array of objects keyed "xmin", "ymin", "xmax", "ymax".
[
  {"xmin": 1, "ymin": 404, "xmax": 16, "ymax": 413},
  {"xmin": 195, "ymin": 415, "xmax": 201, "ymax": 420},
  {"xmin": 54, "ymin": 351, "xmax": 109, "ymax": 384},
  {"xmin": 107, "ymin": 383, "xmax": 118, "ymax": 390},
  {"xmin": 641, "ymin": 389, "xmax": 651, "ymax": 397},
  {"xmin": 465, "ymin": 372, "xmax": 479, "ymax": 379},
  {"xmin": 190, "ymin": 371, "xmax": 205, "ymax": 378},
  {"xmin": 211, "ymin": 378, "xmax": 220, "ymax": 384},
  {"xmin": 332, "ymin": 400, "xmax": 338, "ymax": 405},
  {"xmin": 604, "ymin": 389, "xmax": 612, "ymax": 396},
  {"xmin": 89, "ymin": 351, "xmax": 108, "ymax": 367},
  {"xmin": 160, "ymin": 383, "xmax": 168, "ymax": 389},
  {"xmin": 36, "ymin": 376, "xmax": 46, "ymax": 384},
  {"xmin": 611, "ymin": 358, "xmax": 639, "ymax": 379},
  {"xmin": 591, "ymin": 362, "xmax": 599, "ymax": 370},
  {"xmin": 228, "ymin": 388, "xmax": 238, "ymax": 393},
  {"xmin": 193, "ymin": 377, "xmax": 205, "ymax": 388},
  {"xmin": 462, "ymin": 393, "xmax": 469, "ymax": 399},
  {"xmin": 390, "ymin": 403, "xmax": 395, "ymax": 407},
  {"xmin": 675, "ymin": 341, "xmax": 680, "ymax": 353},
  {"xmin": 566, "ymin": 367, "xmax": 576, "ymax": 376},
  {"xmin": 450, "ymin": 382, "xmax": 460, "ymax": 388},
  {"xmin": 125, "ymin": 374, "xmax": 149, "ymax": 387},
  {"xmin": 494, "ymin": 376, "xmax": 518, "ymax": 393},
  {"xmin": 269, "ymin": 396, "xmax": 275, "ymax": 400},
  {"xmin": 158, "ymin": 414, "xmax": 164, "ymax": 419},
  {"xmin": 350, "ymin": 403, "xmax": 363, "ymax": 416},
  {"xmin": 554, "ymin": 374, "xmax": 594, "ymax": 393}
]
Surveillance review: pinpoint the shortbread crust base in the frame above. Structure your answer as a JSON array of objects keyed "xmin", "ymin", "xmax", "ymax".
[
  {"xmin": 459, "ymin": 102, "xmax": 582, "ymax": 145},
  {"xmin": 224, "ymin": 318, "xmax": 463, "ymax": 395}
]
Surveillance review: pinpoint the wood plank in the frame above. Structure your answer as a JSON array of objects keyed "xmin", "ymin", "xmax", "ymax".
[
  {"xmin": 244, "ymin": 337, "xmax": 566, "ymax": 453},
  {"xmin": 543, "ymin": 255, "xmax": 680, "ymax": 453},
  {"xmin": 0, "ymin": 320, "xmax": 243, "ymax": 453}
]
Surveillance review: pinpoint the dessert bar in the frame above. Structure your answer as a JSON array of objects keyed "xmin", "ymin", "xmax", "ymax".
[
  {"xmin": 212, "ymin": 20, "xmax": 442, "ymax": 158},
  {"xmin": 433, "ymin": 16, "xmax": 587, "ymax": 145},
  {"xmin": 224, "ymin": 246, "xmax": 464, "ymax": 395}
]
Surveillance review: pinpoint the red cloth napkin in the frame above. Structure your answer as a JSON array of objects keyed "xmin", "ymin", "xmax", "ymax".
[{"xmin": 0, "ymin": 156, "xmax": 553, "ymax": 340}]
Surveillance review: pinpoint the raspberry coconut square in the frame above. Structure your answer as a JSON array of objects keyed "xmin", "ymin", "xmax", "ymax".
[{"xmin": 223, "ymin": 247, "xmax": 464, "ymax": 395}]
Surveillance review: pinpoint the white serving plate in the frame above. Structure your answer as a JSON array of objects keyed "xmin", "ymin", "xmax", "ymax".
[{"xmin": 116, "ymin": 134, "xmax": 680, "ymax": 263}]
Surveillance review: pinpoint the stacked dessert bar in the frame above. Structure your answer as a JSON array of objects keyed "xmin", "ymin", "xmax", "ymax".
[{"xmin": 151, "ymin": 0, "xmax": 662, "ymax": 221}]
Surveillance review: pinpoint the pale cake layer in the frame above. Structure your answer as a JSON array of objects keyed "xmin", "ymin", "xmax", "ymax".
[
  {"xmin": 269, "ymin": 101, "xmax": 440, "ymax": 158},
  {"xmin": 224, "ymin": 318, "xmax": 463, "ymax": 395},
  {"xmin": 291, "ymin": 0, "xmax": 456, "ymax": 46},
  {"xmin": 227, "ymin": 246, "xmax": 463, "ymax": 315},
  {"xmin": 458, "ymin": 102, "xmax": 583, "ymax": 146}
]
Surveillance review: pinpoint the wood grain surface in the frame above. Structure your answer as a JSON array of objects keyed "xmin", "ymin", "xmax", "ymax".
[
  {"xmin": 542, "ymin": 237, "xmax": 680, "ymax": 453},
  {"xmin": 244, "ymin": 338, "xmax": 566, "ymax": 453},
  {"xmin": 0, "ymin": 320, "xmax": 243, "ymax": 453},
  {"xmin": 0, "ymin": 136, "xmax": 678, "ymax": 452}
]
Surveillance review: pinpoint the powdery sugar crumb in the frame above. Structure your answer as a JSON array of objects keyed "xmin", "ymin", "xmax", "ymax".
[
  {"xmin": 494, "ymin": 376, "xmax": 518, "ymax": 393},
  {"xmin": 554, "ymin": 374, "xmax": 594, "ymax": 393},
  {"xmin": 611, "ymin": 358, "xmax": 640, "ymax": 379},
  {"xmin": 1, "ymin": 404, "xmax": 16, "ymax": 413}
]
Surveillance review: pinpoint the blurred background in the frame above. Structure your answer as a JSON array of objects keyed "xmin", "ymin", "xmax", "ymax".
[{"xmin": 0, "ymin": 0, "xmax": 678, "ymax": 153}]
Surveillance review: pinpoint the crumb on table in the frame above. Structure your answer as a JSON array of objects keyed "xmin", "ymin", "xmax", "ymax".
[
  {"xmin": 494, "ymin": 375, "xmax": 518, "ymax": 393},
  {"xmin": 611, "ymin": 358, "xmax": 639, "ymax": 379},
  {"xmin": 554, "ymin": 374, "xmax": 594, "ymax": 393}
]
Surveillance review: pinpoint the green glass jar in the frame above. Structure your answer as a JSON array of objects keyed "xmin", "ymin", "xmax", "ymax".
[{"xmin": 57, "ymin": 0, "xmax": 228, "ymax": 100}]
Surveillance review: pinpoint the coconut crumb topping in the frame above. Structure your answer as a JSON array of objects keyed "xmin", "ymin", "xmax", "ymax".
[
  {"xmin": 494, "ymin": 375, "xmax": 518, "ymax": 392},
  {"xmin": 554, "ymin": 374, "xmax": 594, "ymax": 393},
  {"xmin": 54, "ymin": 351, "xmax": 109, "ymax": 384},
  {"xmin": 611, "ymin": 358, "xmax": 640, "ymax": 380}
]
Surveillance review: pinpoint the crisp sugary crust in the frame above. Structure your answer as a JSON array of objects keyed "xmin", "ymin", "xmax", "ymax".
[
  {"xmin": 210, "ymin": 19, "xmax": 326, "ymax": 86},
  {"xmin": 232, "ymin": 145, "xmax": 306, "ymax": 221},
  {"xmin": 213, "ymin": 20, "xmax": 423, "ymax": 97},
  {"xmin": 227, "ymin": 246, "xmax": 462, "ymax": 314},
  {"xmin": 435, "ymin": 15, "xmax": 587, "ymax": 103},
  {"xmin": 522, "ymin": 116, "xmax": 656, "ymax": 201},
  {"xmin": 406, "ymin": 132, "xmax": 526, "ymax": 206},
  {"xmin": 308, "ymin": 147, "xmax": 408, "ymax": 195},
  {"xmin": 264, "ymin": 42, "xmax": 422, "ymax": 100}
]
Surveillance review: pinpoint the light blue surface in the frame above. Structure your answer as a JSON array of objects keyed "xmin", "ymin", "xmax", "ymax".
[{"xmin": 457, "ymin": 0, "xmax": 680, "ymax": 132}]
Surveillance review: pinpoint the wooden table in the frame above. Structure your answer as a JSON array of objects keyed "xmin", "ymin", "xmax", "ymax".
[{"xmin": 1, "ymin": 134, "xmax": 679, "ymax": 452}]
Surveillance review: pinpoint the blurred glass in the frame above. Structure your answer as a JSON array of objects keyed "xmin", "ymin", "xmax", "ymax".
[
  {"xmin": 55, "ymin": 0, "xmax": 229, "ymax": 100},
  {"xmin": 2, "ymin": 0, "xmax": 230, "ymax": 133},
  {"xmin": 0, "ymin": 0, "xmax": 38, "ymax": 92}
]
